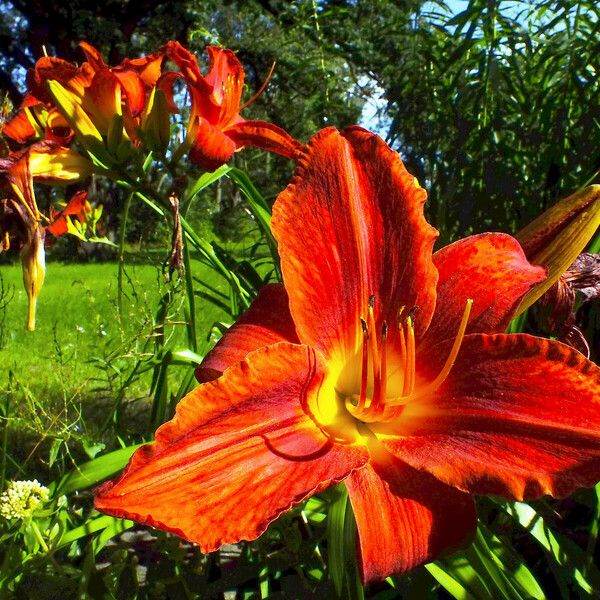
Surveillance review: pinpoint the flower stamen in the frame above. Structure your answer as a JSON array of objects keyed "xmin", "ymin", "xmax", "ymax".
[
  {"xmin": 387, "ymin": 298, "xmax": 473, "ymax": 407},
  {"xmin": 357, "ymin": 317, "xmax": 369, "ymax": 412}
]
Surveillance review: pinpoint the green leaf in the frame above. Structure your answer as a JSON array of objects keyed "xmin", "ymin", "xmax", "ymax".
[
  {"xmin": 55, "ymin": 514, "xmax": 120, "ymax": 549},
  {"xmin": 503, "ymin": 501, "xmax": 600, "ymax": 596},
  {"xmin": 425, "ymin": 563, "xmax": 479, "ymax": 600},
  {"xmin": 326, "ymin": 484, "xmax": 364, "ymax": 600},
  {"xmin": 50, "ymin": 444, "xmax": 142, "ymax": 496},
  {"xmin": 185, "ymin": 164, "xmax": 232, "ymax": 204}
]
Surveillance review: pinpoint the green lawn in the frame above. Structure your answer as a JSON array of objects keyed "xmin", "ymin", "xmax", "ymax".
[{"xmin": 0, "ymin": 260, "xmax": 230, "ymax": 478}]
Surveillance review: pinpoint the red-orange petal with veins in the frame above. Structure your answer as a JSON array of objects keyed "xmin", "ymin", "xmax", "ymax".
[
  {"xmin": 226, "ymin": 120, "xmax": 305, "ymax": 161},
  {"xmin": 421, "ymin": 233, "xmax": 547, "ymax": 349},
  {"xmin": 163, "ymin": 41, "xmax": 204, "ymax": 87},
  {"xmin": 204, "ymin": 46, "xmax": 245, "ymax": 125},
  {"xmin": 271, "ymin": 127, "xmax": 438, "ymax": 362},
  {"xmin": 196, "ymin": 283, "xmax": 299, "ymax": 383},
  {"xmin": 189, "ymin": 116, "xmax": 237, "ymax": 171},
  {"xmin": 112, "ymin": 70, "xmax": 146, "ymax": 117},
  {"xmin": 156, "ymin": 71, "xmax": 182, "ymax": 113},
  {"xmin": 46, "ymin": 190, "xmax": 89, "ymax": 237},
  {"xmin": 382, "ymin": 333, "xmax": 600, "ymax": 501},
  {"xmin": 346, "ymin": 454, "xmax": 476, "ymax": 584},
  {"xmin": 121, "ymin": 51, "xmax": 165, "ymax": 88},
  {"xmin": 30, "ymin": 56, "xmax": 94, "ymax": 102},
  {"xmin": 95, "ymin": 343, "xmax": 368, "ymax": 552},
  {"xmin": 86, "ymin": 70, "xmax": 122, "ymax": 132},
  {"xmin": 78, "ymin": 41, "xmax": 107, "ymax": 71},
  {"xmin": 2, "ymin": 107, "xmax": 39, "ymax": 143}
]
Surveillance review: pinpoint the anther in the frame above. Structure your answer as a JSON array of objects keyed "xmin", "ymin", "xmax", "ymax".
[
  {"xmin": 360, "ymin": 317, "xmax": 368, "ymax": 336},
  {"xmin": 408, "ymin": 305, "xmax": 419, "ymax": 321},
  {"xmin": 386, "ymin": 298, "xmax": 473, "ymax": 409}
]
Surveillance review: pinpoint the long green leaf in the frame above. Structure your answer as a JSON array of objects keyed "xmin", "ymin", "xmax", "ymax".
[{"xmin": 51, "ymin": 444, "xmax": 142, "ymax": 496}]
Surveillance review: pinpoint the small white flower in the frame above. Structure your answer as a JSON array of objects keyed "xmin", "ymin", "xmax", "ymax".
[{"xmin": 0, "ymin": 480, "xmax": 49, "ymax": 520}]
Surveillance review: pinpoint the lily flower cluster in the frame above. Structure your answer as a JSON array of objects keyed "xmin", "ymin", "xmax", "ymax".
[
  {"xmin": 1, "ymin": 40, "xmax": 302, "ymax": 329},
  {"xmin": 2, "ymin": 40, "xmax": 302, "ymax": 172},
  {"xmin": 95, "ymin": 126, "xmax": 600, "ymax": 582}
]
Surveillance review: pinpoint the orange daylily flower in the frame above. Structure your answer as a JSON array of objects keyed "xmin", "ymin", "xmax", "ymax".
[
  {"xmin": 160, "ymin": 41, "xmax": 303, "ymax": 171},
  {"xmin": 1, "ymin": 92, "xmax": 73, "ymax": 147},
  {"xmin": 95, "ymin": 128, "xmax": 600, "ymax": 584},
  {"xmin": 2, "ymin": 42, "xmax": 164, "ymax": 145}
]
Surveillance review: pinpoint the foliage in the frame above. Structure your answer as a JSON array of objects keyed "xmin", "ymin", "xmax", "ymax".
[{"xmin": 0, "ymin": 1, "xmax": 598, "ymax": 599}]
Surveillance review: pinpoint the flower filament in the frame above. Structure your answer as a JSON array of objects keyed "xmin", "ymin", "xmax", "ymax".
[{"xmin": 347, "ymin": 297, "xmax": 473, "ymax": 423}]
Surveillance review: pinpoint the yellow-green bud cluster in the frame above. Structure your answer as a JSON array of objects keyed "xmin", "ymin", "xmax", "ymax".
[{"xmin": 0, "ymin": 480, "xmax": 49, "ymax": 520}]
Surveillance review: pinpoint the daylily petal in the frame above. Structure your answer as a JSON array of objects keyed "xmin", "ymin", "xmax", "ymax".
[
  {"xmin": 163, "ymin": 41, "xmax": 205, "ymax": 88},
  {"xmin": 204, "ymin": 46, "xmax": 245, "ymax": 125},
  {"xmin": 156, "ymin": 71, "xmax": 182, "ymax": 113},
  {"xmin": 516, "ymin": 185, "xmax": 600, "ymax": 313},
  {"xmin": 78, "ymin": 41, "xmax": 107, "ymax": 71},
  {"xmin": 226, "ymin": 120, "xmax": 305, "ymax": 161},
  {"xmin": 29, "ymin": 56, "xmax": 94, "ymax": 103},
  {"xmin": 196, "ymin": 283, "xmax": 299, "ymax": 383},
  {"xmin": 163, "ymin": 41, "xmax": 213, "ymax": 119},
  {"xmin": 271, "ymin": 127, "xmax": 438, "ymax": 363},
  {"xmin": 28, "ymin": 143, "xmax": 94, "ymax": 183},
  {"xmin": 95, "ymin": 343, "xmax": 368, "ymax": 551},
  {"xmin": 380, "ymin": 334, "xmax": 600, "ymax": 500},
  {"xmin": 85, "ymin": 70, "xmax": 123, "ymax": 133},
  {"xmin": 46, "ymin": 190, "xmax": 90, "ymax": 237},
  {"xmin": 346, "ymin": 451, "xmax": 476, "ymax": 584},
  {"xmin": 421, "ymin": 233, "xmax": 546, "ymax": 348},
  {"xmin": 112, "ymin": 70, "xmax": 146, "ymax": 117},
  {"xmin": 122, "ymin": 51, "xmax": 165, "ymax": 88},
  {"xmin": 189, "ymin": 116, "xmax": 236, "ymax": 171},
  {"xmin": 2, "ymin": 103, "xmax": 42, "ymax": 143},
  {"xmin": 46, "ymin": 80, "xmax": 108, "ymax": 162},
  {"xmin": 0, "ymin": 148, "xmax": 37, "ymax": 214}
]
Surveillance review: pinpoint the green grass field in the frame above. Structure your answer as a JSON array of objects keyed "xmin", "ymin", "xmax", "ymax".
[{"xmin": 0, "ymin": 260, "xmax": 229, "ymax": 478}]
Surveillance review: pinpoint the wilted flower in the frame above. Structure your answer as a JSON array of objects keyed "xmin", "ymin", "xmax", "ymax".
[
  {"xmin": 535, "ymin": 252, "xmax": 600, "ymax": 357},
  {"xmin": 0, "ymin": 142, "xmax": 93, "ymax": 329}
]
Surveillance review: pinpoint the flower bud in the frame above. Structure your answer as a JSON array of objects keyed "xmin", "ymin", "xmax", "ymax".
[
  {"xmin": 516, "ymin": 185, "xmax": 600, "ymax": 313},
  {"xmin": 21, "ymin": 226, "xmax": 46, "ymax": 331}
]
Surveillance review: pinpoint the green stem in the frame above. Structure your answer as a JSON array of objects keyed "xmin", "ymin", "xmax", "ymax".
[
  {"xmin": 30, "ymin": 520, "xmax": 49, "ymax": 553},
  {"xmin": 115, "ymin": 174, "xmax": 250, "ymax": 304},
  {"xmin": 117, "ymin": 191, "xmax": 133, "ymax": 321}
]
